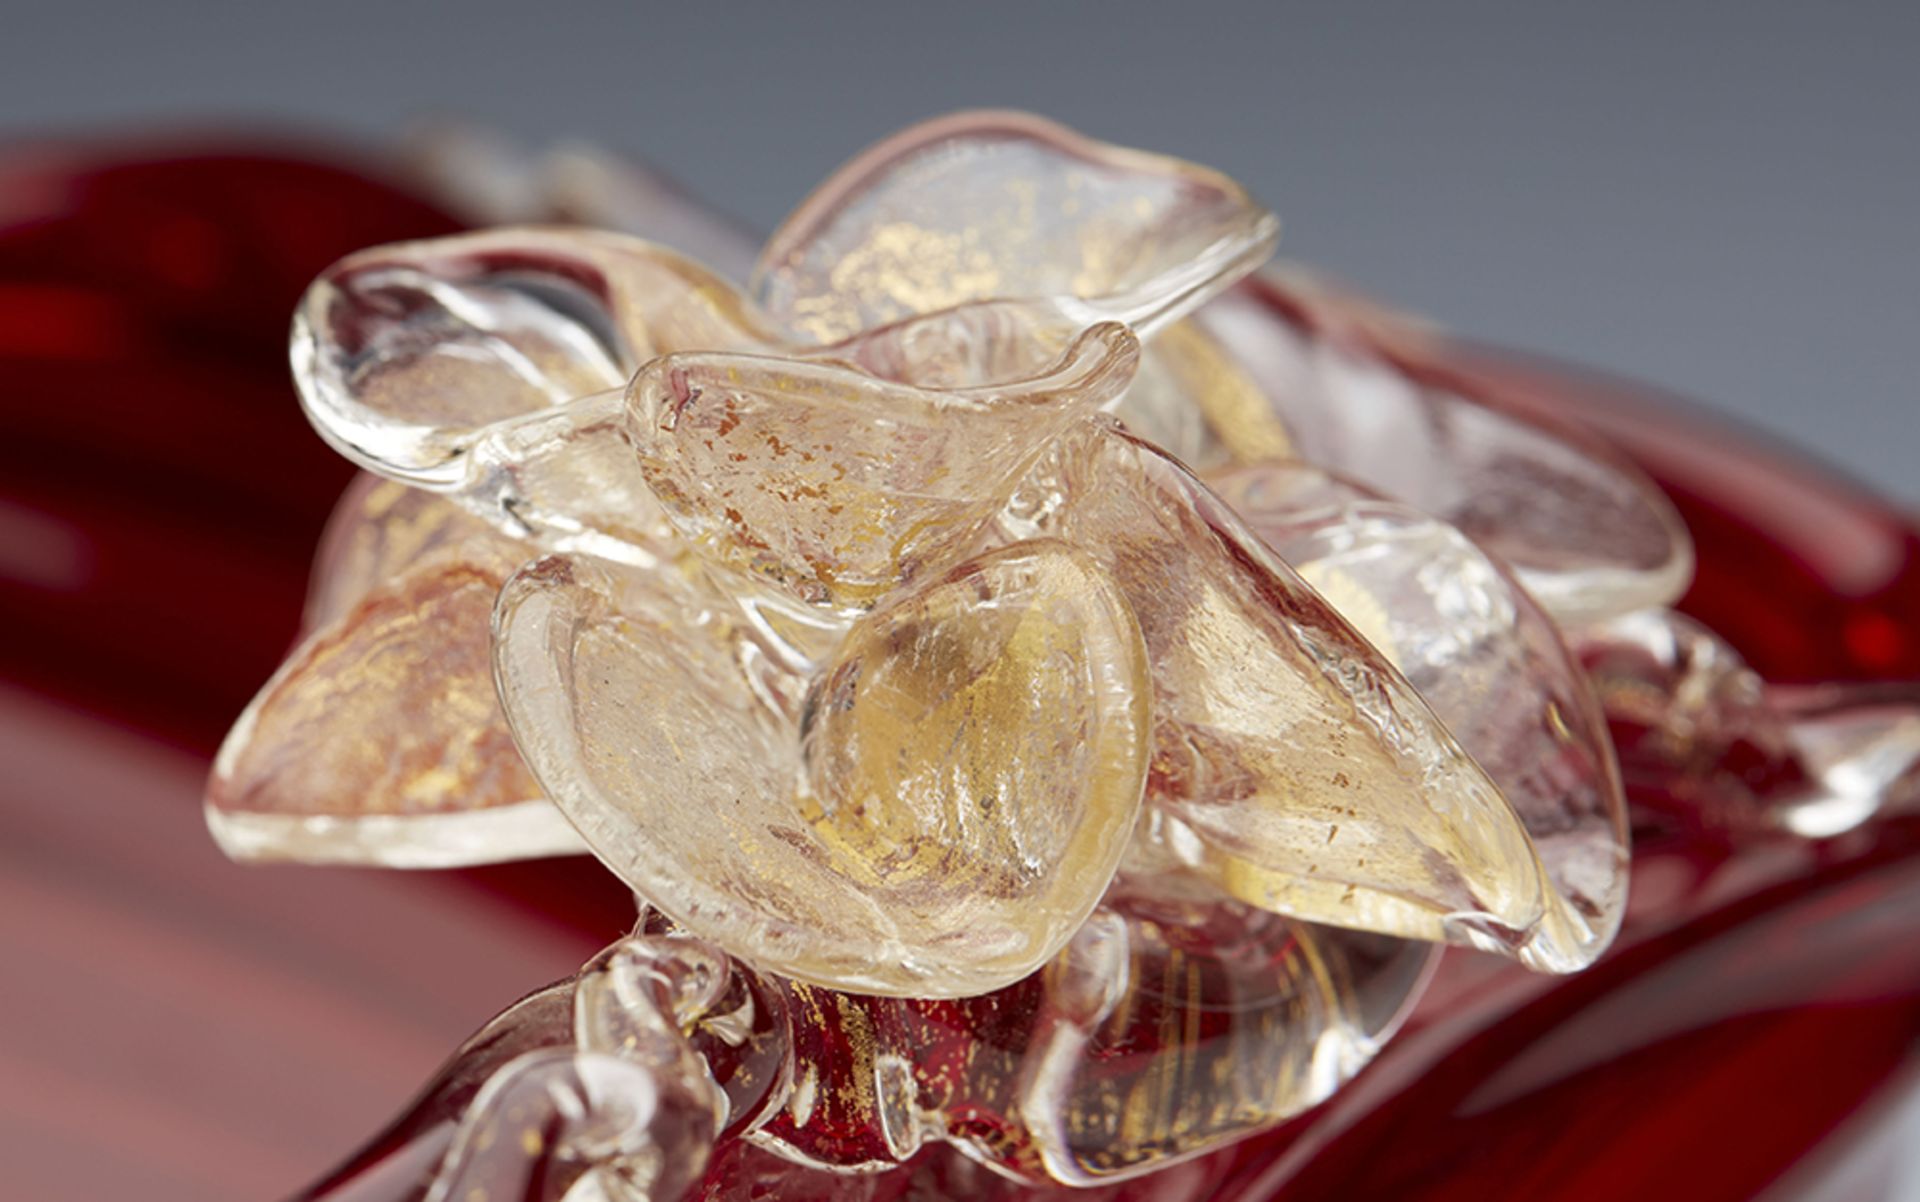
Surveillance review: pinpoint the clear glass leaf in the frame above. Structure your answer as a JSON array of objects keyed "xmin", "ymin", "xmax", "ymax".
[
  {"xmin": 576, "ymin": 933, "xmax": 791, "ymax": 1139},
  {"xmin": 492, "ymin": 540, "xmax": 1150, "ymax": 997},
  {"xmin": 1583, "ymin": 607, "xmax": 1920, "ymax": 838},
  {"xmin": 754, "ymin": 111, "xmax": 1279, "ymax": 343},
  {"xmin": 1770, "ymin": 684, "xmax": 1920, "ymax": 837},
  {"xmin": 1579, "ymin": 606, "xmax": 1786, "ymax": 821},
  {"xmin": 1015, "ymin": 888, "xmax": 1433, "ymax": 1184}
]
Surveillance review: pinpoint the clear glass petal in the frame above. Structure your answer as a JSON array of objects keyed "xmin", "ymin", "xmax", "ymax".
[
  {"xmin": 207, "ymin": 540, "xmax": 582, "ymax": 866},
  {"xmin": 293, "ymin": 227, "xmax": 764, "ymax": 486},
  {"xmin": 1211, "ymin": 460, "xmax": 1630, "ymax": 955},
  {"xmin": 627, "ymin": 323, "xmax": 1138, "ymax": 613},
  {"xmin": 492, "ymin": 541, "xmax": 1150, "ymax": 997},
  {"xmin": 1032, "ymin": 421, "xmax": 1606, "ymax": 971},
  {"xmin": 754, "ymin": 111, "xmax": 1279, "ymax": 343},
  {"xmin": 1198, "ymin": 270, "xmax": 1693, "ymax": 624}
]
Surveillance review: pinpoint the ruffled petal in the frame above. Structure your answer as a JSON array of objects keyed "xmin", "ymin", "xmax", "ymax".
[
  {"xmin": 1211, "ymin": 460, "xmax": 1630, "ymax": 953},
  {"xmin": 207, "ymin": 539, "xmax": 583, "ymax": 866},
  {"xmin": 627, "ymin": 321, "xmax": 1138, "ymax": 613},
  {"xmin": 814, "ymin": 296, "xmax": 1087, "ymax": 390},
  {"xmin": 755, "ymin": 111, "xmax": 1278, "ymax": 343},
  {"xmin": 493, "ymin": 541, "xmax": 1150, "ymax": 998},
  {"xmin": 290, "ymin": 228, "xmax": 781, "ymax": 568},
  {"xmin": 1198, "ymin": 269, "xmax": 1693, "ymax": 623},
  {"xmin": 1031, "ymin": 421, "xmax": 1608, "ymax": 971}
]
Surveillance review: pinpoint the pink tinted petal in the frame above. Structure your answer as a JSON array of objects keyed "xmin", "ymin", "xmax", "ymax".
[
  {"xmin": 304, "ymin": 473, "xmax": 503, "ymax": 630},
  {"xmin": 208, "ymin": 541, "xmax": 581, "ymax": 866}
]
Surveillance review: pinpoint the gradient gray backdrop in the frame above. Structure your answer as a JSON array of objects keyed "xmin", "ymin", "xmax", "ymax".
[{"xmin": 4, "ymin": 1, "xmax": 1915, "ymax": 501}]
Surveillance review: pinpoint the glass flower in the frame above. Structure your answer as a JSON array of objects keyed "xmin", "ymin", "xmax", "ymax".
[{"xmin": 204, "ymin": 112, "xmax": 1725, "ymax": 1186}]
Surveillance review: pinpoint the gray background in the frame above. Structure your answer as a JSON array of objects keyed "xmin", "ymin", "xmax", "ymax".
[{"xmin": 4, "ymin": 1, "xmax": 1916, "ymax": 502}]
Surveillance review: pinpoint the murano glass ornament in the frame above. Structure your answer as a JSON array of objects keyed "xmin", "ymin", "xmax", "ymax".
[{"xmin": 160, "ymin": 112, "xmax": 1920, "ymax": 1199}]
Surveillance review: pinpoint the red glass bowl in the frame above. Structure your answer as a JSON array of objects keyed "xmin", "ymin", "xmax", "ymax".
[{"xmin": 1, "ymin": 139, "xmax": 1913, "ymax": 1202}]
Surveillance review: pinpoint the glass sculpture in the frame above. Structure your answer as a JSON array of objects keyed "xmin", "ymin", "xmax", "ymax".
[{"xmin": 160, "ymin": 113, "xmax": 1920, "ymax": 1200}]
